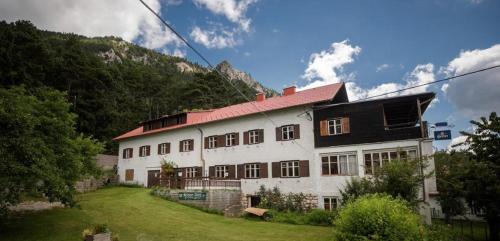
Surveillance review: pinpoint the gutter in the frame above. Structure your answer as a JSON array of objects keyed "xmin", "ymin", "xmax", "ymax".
[{"xmin": 196, "ymin": 127, "xmax": 205, "ymax": 176}]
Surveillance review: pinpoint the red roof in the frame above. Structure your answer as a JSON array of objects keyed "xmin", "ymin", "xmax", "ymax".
[{"xmin": 114, "ymin": 83, "xmax": 343, "ymax": 141}]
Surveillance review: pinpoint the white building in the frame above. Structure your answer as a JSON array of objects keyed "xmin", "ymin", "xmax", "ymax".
[{"xmin": 114, "ymin": 83, "xmax": 438, "ymax": 218}]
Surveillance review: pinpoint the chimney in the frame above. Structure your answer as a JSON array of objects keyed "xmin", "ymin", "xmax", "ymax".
[
  {"xmin": 283, "ymin": 86, "xmax": 296, "ymax": 96},
  {"xmin": 256, "ymin": 93, "xmax": 266, "ymax": 102}
]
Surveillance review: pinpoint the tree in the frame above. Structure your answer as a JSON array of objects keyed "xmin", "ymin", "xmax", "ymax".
[
  {"xmin": 460, "ymin": 112, "xmax": 500, "ymax": 241},
  {"xmin": 434, "ymin": 151, "xmax": 467, "ymax": 224},
  {"xmin": 340, "ymin": 157, "xmax": 427, "ymax": 207},
  {"xmin": 0, "ymin": 86, "xmax": 103, "ymax": 217}
]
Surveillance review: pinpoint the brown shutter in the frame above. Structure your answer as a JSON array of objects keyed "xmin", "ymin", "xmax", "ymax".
[
  {"xmin": 157, "ymin": 144, "xmax": 161, "ymax": 154},
  {"xmin": 228, "ymin": 165, "xmax": 236, "ymax": 179},
  {"xmin": 243, "ymin": 131, "xmax": 249, "ymax": 145},
  {"xmin": 217, "ymin": 135, "xmax": 226, "ymax": 148},
  {"xmin": 122, "ymin": 149, "xmax": 126, "ymax": 158},
  {"xmin": 209, "ymin": 166, "xmax": 215, "ymax": 177},
  {"xmin": 260, "ymin": 162, "xmax": 268, "ymax": 178},
  {"xmin": 146, "ymin": 146, "xmax": 150, "ymax": 156},
  {"xmin": 272, "ymin": 162, "xmax": 281, "ymax": 178},
  {"xmin": 234, "ymin": 132, "xmax": 240, "ymax": 145},
  {"xmin": 189, "ymin": 139, "xmax": 194, "ymax": 151},
  {"xmin": 342, "ymin": 117, "xmax": 350, "ymax": 134},
  {"xmin": 182, "ymin": 168, "xmax": 186, "ymax": 177},
  {"xmin": 237, "ymin": 164, "xmax": 245, "ymax": 179},
  {"xmin": 259, "ymin": 129, "xmax": 264, "ymax": 143},
  {"xmin": 196, "ymin": 167, "xmax": 203, "ymax": 177},
  {"xmin": 130, "ymin": 149, "xmax": 133, "ymax": 158},
  {"xmin": 320, "ymin": 120, "xmax": 328, "ymax": 136},
  {"xmin": 166, "ymin": 143, "xmax": 170, "ymax": 154},
  {"xmin": 179, "ymin": 141, "xmax": 183, "ymax": 152},
  {"xmin": 276, "ymin": 127, "xmax": 282, "ymax": 141},
  {"xmin": 204, "ymin": 137, "xmax": 209, "ymax": 149},
  {"xmin": 125, "ymin": 169, "xmax": 134, "ymax": 181},
  {"xmin": 299, "ymin": 160, "xmax": 310, "ymax": 177},
  {"xmin": 294, "ymin": 124, "xmax": 300, "ymax": 139}
]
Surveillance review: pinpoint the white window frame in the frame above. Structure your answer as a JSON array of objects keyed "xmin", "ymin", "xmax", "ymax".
[
  {"xmin": 281, "ymin": 161, "xmax": 299, "ymax": 177},
  {"xmin": 281, "ymin": 125, "xmax": 295, "ymax": 140},
  {"xmin": 226, "ymin": 133, "xmax": 236, "ymax": 146},
  {"xmin": 249, "ymin": 130, "xmax": 259, "ymax": 144},
  {"xmin": 208, "ymin": 136, "xmax": 217, "ymax": 149},
  {"xmin": 323, "ymin": 197, "xmax": 339, "ymax": 211},
  {"xmin": 182, "ymin": 140, "xmax": 191, "ymax": 152},
  {"xmin": 327, "ymin": 118, "xmax": 342, "ymax": 135},
  {"xmin": 363, "ymin": 148, "xmax": 418, "ymax": 175},
  {"xmin": 245, "ymin": 164, "xmax": 260, "ymax": 178},
  {"xmin": 123, "ymin": 148, "xmax": 133, "ymax": 159},
  {"xmin": 215, "ymin": 166, "xmax": 228, "ymax": 178},
  {"xmin": 186, "ymin": 167, "xmax": 197, "ymax": 178},
  {"xmin": 159, "ymin": 143, "xmax": 169, "ymax": 155},
  {"xmin": 321, "ymin": 153, "xmax": 358, "ymax": 176},
  {"xmin": 139, "ymin": 145, "xmax": 150, "ymax": 157}
]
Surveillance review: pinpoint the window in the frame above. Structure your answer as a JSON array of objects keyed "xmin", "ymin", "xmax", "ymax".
[
  {"xmin": 281, "ymin": 125, "xmax": 295, "ymax": 140},
  {"xmin": 181, "ymin": 140, "xmax": 193, "ymax": 152},
  {"xmin": 249, "ymin": 130, "xmax": 259, "ymax": 144},
  {"xmin": 281, "ymin": 161, "xmax": 299, "ymax": 177},
  {"xmin": 139, "ymin": 145, "xmax": 150, "ymax": 157},
  {"xmin": 208, "ymin": 136, "xmax": 217, "ymax": 149},
  {"xmin": 321, "ymin": 153, "xmax": 358, "ymax": 175},
  {"xmin": 215, "ymin": 166, "xmax": 228, "ymax": 178},
  {"xmin": 245, "ymin": 164, "xmax": 260, "ymax": 178},
  {"xmin": 364, "ymin": 148, "xmax": 418, "ymax": 175},
  {"xmin": 158, "ymin": 143, "xmax": 169, "ymax": 155},
  {"xmin": 323, "ymin": 197, "xmax": 338, "ymax": 211},
  {"xmin": 328, "ymin": 118, "xmax": 342, "ymax": 135},
  {"xmin": 125, "ymin": 169, "xmax": 134, "ymax": 181},
  {"xmin": 186, "ymin": 167, "xmax": 197, "ymax": 178},
  {"xmin": 226, "ymin": 133, "xmax": 236, "ymax": 146},
  {"xmin": 122, "ymin": 148, "xmax": 133, "ymax": 159}
]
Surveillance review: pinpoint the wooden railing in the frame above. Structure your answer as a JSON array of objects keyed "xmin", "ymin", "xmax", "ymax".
[{"xmin": 160, "ymin": 177, "xmax": 241, "ymax": 190}]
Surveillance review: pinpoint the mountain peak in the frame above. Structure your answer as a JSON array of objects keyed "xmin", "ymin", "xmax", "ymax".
[{"xmin": 215, "ymin": 60, "xmax": 277, "ymax": 96}]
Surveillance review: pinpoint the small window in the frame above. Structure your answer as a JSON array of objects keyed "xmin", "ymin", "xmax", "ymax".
[
  {"xmin": 364, "ymin": 148, "xmax": 418, "ymax": 175},
  {"xmin": 281, "ymin": 161, "xmax": 299, "ymax": 177},
  {"xmin": 125, "ymin": 169, "xmax": 134, "ymax": 181},
  {"xmin": 226, "ymin": 133, "xmax": 236, "ymax": 146},
  {"xmin": 324, "ymin": 197, "xmax": 338, "ymax": 211},
  {"xmin": 281, "ymin": 125, "xmax": 295, "ymax": 140},
  {"xmin": 245, "ymin": 164, "xmax": 260, "ymax": 178},
  {"xmin": 181, "ymin": 140, "xmax": 193, "ymax": 152},
  {"xmin": 208, "ymin": 136, "xmax": 217, "ymax": 149},
  {"xmin": 123, "ymin": 148, "xmax": 133, "ymax": 159},
  {"xmin": 139, "ymin": 145, "xmax": 150, "ymax": 157},
  {"xmin": 215, "ymin": 166, "xmax": 228, "ymax": 178},
  {"xmin": 327, "ymin": 118, "xmax": 342, "ymax": 135},
  {"xmin": 321, "ymin": 153, "xmax": 357, "ymax": 176},
  {"xmin": 158, "ymin": 143, "xmax": 169, "ymax": 155},
  {"xmin": 249, "ymin": 130, "xmax": 259, "ymax": 144},
  {"xmin": 186, "ymin": 167, "xmax": 197, "ymax": 178}
]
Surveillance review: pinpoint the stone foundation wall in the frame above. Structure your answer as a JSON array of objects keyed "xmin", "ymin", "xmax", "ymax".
[{"xmin": 240, "ymin": 193, "xmax": 318, "ymax": 210}]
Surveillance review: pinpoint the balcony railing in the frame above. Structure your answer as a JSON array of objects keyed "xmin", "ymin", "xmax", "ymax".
[{"xmin": 160, "ymin": 177, "xmax": 241, "ymax": 190}]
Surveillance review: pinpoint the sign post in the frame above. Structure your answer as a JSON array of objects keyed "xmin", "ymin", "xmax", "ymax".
[{"xmin": 434, "ymin": 130, "xmax": 452, "ymax": 140}]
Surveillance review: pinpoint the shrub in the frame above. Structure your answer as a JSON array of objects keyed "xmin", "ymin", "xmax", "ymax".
[
  {"xmin": 424, "ymin": 224, "xmax": 457, "ymax": 241},
  {"xmin": 305, "ymin": 209, "xmax": 336, "ymax": 226},
  {"xmin": 335, "ymin": 194, "xmax": 423, "ymax": 241},
  {"xmin": 257, "ymin": 185, "xmax": 308, "ymax": 212}
]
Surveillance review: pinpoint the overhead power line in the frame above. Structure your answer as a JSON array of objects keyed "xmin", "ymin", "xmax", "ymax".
[
  {"xmin": 138, "ymin": 0, "xmax": 311, "ymax": 152},
  {"xmin": 313, "ymin": 64, "xmax": 500, "ymax": 111}
]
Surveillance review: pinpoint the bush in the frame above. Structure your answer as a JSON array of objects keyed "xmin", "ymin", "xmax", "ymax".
[
  {"xmin": 335, "ymin": 194, "xmax": 423, "ymax": 241},
  {"xmin": 305, "ymin": 209, "xmax": 336, "ymax": 226},
  {"xmin": 424, "ymin": 224, "xmax": 458, "ymax": 241},
  {"xmin": 257, "ymin": 186, "xmax": 308, "ymax": 212}
]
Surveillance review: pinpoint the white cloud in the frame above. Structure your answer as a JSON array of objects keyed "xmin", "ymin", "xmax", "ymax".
[
  {"xmin": 192, "ymin": 0, "xmax": 256, "ymax": 32},
  {"xmin": 301, "ymin": 40, "xmax": 361, "ymax": 88},
  {"xmin": 164, "ymin": 0, "xmax": 183, "ymax": 6},
  {"xmin": 447, "ymin": 135, "xmax": 469, "ymax": 152},
  {"xmin": 243, "ymin": 52, "xmax": 251, "ymax": 57},
  {"xmin": 0, "ymin": 0, "xmax": 183, "ymax": 51},
  {"xmin": 440, "ymin": 44, "xmax": 500, "ymax": 117},
  {"xmin": 190, "ymin": 26, "xmax": 238, "ymax": 49},
  {"xmin": 376, "ymin": 64, "xmax": 390, "ymax": 72},
  {"xmin": 299, "ymin": 41, "xmax": 436, "ymax": 102}
]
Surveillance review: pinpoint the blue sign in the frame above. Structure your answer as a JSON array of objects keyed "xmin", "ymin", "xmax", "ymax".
[
  {"xmin": 434, "ymin": 130, "xmax": 452, "ymax": 140},
  {"xmin": 178, "ymin": 192, "xmax": 207, "ymax": 201},
  {"xmin": 435, "ymin": 122, "xmax": 448, "ymax": 127}
]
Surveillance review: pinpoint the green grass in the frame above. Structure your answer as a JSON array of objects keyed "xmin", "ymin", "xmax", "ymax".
[{"xmin": 0, "ymin": 187, "xmax": 335, "ymax": 241}]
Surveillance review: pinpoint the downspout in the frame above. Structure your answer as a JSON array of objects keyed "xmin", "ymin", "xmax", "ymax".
[
  {"xmin": 416, "ymin": 98, "xmax": 426, "ymax": 202},
  {"xmin": 196, "ymin": 127, "xmax": 205, "ymax": 176}
]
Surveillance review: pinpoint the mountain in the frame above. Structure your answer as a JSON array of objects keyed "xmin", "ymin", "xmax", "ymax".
[
  {"xmin": 216, "ymin": 61, "xmax": 278, "ymax": 97},
  {"xmin": 0, "ymin": 20, "xmax": 276, "ymax": 153}
]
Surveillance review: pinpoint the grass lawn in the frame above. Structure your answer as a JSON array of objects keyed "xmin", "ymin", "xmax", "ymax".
[{"xmin": 0, "ymin": 187, "xmax": 335, "ymax": 241}]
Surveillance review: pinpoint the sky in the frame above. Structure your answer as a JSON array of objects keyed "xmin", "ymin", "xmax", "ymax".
[{"xmin": 1, "ymin": 0, "xmax": 499, "ymax": 150}]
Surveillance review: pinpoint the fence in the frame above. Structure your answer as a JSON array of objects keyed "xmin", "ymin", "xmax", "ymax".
[{"xmin": 434, "ymin": 219, "xmax": 490, "ymax": 241}]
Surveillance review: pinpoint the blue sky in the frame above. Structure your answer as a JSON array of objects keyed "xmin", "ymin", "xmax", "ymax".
[{"xmin": 1, "ymin": 0, "xmax": 499, "ymax": 150}]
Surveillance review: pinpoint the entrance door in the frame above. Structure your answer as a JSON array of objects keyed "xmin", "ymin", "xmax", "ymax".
[{"xmin": 147, "ymin": 170, "xmax": 161, "ymax": 188}]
